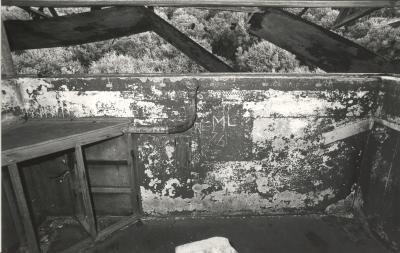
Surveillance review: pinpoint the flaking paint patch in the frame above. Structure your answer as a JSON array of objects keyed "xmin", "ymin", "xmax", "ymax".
[
  {"xmin": 4, "ymin": 79, "xmax": 191, "ymax": 119},
  {"xmin": 242, "ymin": 90, "xmax": 369, "ymax": 118},
  {"xmin": 2, "ymin": 76, "xmax": 376, "ymax": 216},
  {"xmin": 138, "ymin": 86, "xmax": 368, "ymax": 215},
  {"xmin": 141, "ymin": 186, "xmax": 336, "ymax": 215}
]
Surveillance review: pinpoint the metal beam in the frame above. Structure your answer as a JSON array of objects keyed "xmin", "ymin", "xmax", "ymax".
[
  {"xmin": 331, "ymin": 7, "xmax": 379, "ymax": 29},
  {"xmin": 4, "ymin": 7, "xmax": 151, "ymax": 51},
  {"xmin": 248, "ymin": 8, "xmax": 399, "ymax": 73},
  {"xmin": 141, "ymin": 7, "xmax": 234, "ymax": 72},
  {"xmin": 2, "ymin": 0, "xmax": 398, "ymax": 8},
  {"xmin": 1, "ymin": 22, "xmax": 16, "ymax": 77}
]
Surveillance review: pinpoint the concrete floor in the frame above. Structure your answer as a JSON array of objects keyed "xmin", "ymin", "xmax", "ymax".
[{"xmin": 83, "ymin": 215, "xmax": 391, "ymax": 253}]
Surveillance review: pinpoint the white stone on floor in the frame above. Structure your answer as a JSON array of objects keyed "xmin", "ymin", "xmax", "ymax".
[{"xmin": 175, "ymin": 237, "xmax": 238, "ymax": 253}]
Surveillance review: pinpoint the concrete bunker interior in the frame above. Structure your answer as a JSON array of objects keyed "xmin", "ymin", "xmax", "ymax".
[
  {"xmin": 1, "ymin": 2, "xmax": 400, "ymax": 253},
  {"xmin": 2, "ymin": 74, "xmax": 399, "ymax": 253}
]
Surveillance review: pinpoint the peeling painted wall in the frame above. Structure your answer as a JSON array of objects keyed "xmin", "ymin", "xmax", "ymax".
[{"xmin": 2, "ymin": 74, "xmax": 383, "ymax": 216}]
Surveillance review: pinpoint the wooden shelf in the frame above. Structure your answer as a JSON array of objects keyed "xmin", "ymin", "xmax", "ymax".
[{"xmin": 1, "ymin": 120, "xmax": 129, "ymax": 166}]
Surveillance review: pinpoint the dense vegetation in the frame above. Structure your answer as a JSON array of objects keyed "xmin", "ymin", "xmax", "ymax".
[{"xmin": 3, "ymin": 7, "xmax": 400, "ymax": 75}]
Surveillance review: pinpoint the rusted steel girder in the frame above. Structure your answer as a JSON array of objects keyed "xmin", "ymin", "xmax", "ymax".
[{"xmin": 248, "ymin": 8, "xmax": 399, "ymax": 73}]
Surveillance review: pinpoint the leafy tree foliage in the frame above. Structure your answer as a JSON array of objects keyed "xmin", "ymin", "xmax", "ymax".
[
  {"xmin": 2, "ymin": 6, "xmax": 399, "ymax": 74},
  {"xmin": 236, "ymin": 41, "xmax": 306, "ymax": 73},
  {"xmin": 13, "ymin": 48, "xmax": 83, "ymax": 76}
]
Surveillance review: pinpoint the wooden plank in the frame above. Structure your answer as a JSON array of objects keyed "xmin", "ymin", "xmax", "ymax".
[
  {"xmin": 96, "ymin": 214, "xmax": 141, "ymax": 242},
  {"xmin": 48, "ymin": 7, "xmax": 59, "ymax": 17},
  {"xmin": 2, "ymin": 121, "xmax": 128, "ymax": 166},
  {"xmin": 7, "ymin": 164, "xmax": 41, "ymax": 253},
  {"xmin": 127, "ymin": 133, "xmax": 137, "ymax": 213},
  {"xmin": 4, "ymin": 7, "xmax": 151, "ymax": 51},
  {"xmin": 131, "ymin": 134, "xmax": 144, "ymax": 214},
  {"xmin": 1, "ymin": 22, "xmax": 16, "ymax": 77},
  {"xmin": 331, "ymin": 7, "xmax": 379, "ymax": 29},
  {"xmin": 59, "ymin": 237, "xmax": 93, "ymax": 253},
  {"xmin": 2, "ymin": 173, "xmax": 26, "ymax": 247},
  {"xmin": 375, "ymin": 118, "xmax": 400, "ymax": 132},
  {"xmin": 322, "ymin": 118, "xmax": 373, "ymax": 144},
  {"xmin": 2, "ymin": 0, "xmax": 398, "ymax": 8},
  {"xmin": 75, "ymin": 144, "xmax": 97, "ymax": 238},
  {"xmin": 388, "ymin": 19, "xmax": 400, "ymax": 28},
  {"xmin": 141, "ymin": 7, "xmax": 234, "ymax": 72},
  {"xmin": 248, "ymin": 9, "xmax": 399, "ymax": 73}
]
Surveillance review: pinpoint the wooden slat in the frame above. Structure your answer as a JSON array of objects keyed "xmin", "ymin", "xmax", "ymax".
[
  {"xmin": 2, "ymin": 0, "xmax": 398, "ymax": 7},
  {"xmin": 248, "ymin": 9, "xmax": 399, "ymax": 73},
  {"xmin": 131, "ymin": 134, "xmax": 144, "ymax": 214},
  {"xmin": 375, "ymin": 118, "xmax": 400, "ymax": 132},
  {"xmin": 140, "ymin": 7, "xmax": 233, "ymax": 72},
  {"xmin": 48, "ymin": 7, "xmax": 59, "ymax": 17},
  {"xmin": 331, "ymin": 7, "xmax": 379, "ymax": 29},
  {"xmin": 4, "ymin": 7, "xmax": 151, "ymax": 51},
  {"xmin": 322, "ymin": 118, "xmax": 373, "ymax": 144},
  {"xmin": 2, "ymin": 173, "xmax": 26, "ymax": 247},
  {"xmin": 1, "ymin": 22, "xmax": 16, "ymax": 77},
  {"xmin": 2, "ymin": 121, "xmax": 128, "ymax": 166},
  {"xmin": 127, "ymin": 133, "xmax": 139, "ymax": 213},
  {"xmin": 75, "ymin": 144, "xmax": 97, "ymax": 238},
  {"xmin": 96, "ymin": 214, "xmax": 141, "ymax": 242},
  {"xmin": 388, "ymin": 19, "xmax": 400, "ymax": 28},
  {"xmin": 7, "ymin": 163, "xmax": 41, "ymax": 253}
]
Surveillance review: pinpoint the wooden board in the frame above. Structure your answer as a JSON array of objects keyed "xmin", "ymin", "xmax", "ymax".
[
  {"xmin": 7, "ymin": 164, "xmax": 41, "ymax": 253},
  {"xmin": 2, "ymin": 0, "xmax": 398, "ymax": 7},
  {"xmin": 74, "ymin": 145, "xmax": 97, "ymax": 238},
  {"xmin": 1, "ymin": 120, "xmax": 129, "ymax": 166},
  {"xmin": 4, "ymin": 7, "xmax": 151, "ymax": 51},
  {"xmin": 248, "ymin": 9, "xmax": 399, "ymax": 73}
]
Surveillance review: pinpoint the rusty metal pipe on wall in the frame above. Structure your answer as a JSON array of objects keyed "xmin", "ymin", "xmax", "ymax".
[{"xmin": 123, "ymin": 83, "xmax": 199, "ymax": 134}]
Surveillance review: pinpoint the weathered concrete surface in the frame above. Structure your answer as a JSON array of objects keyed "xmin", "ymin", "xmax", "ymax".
[
  {"xmin": 1, "ymin": 74, "xmax": 383, "ymax": 216},
  {"xmin": 84, "ymin": 216, "xmax": 392, "ymax": 253},
  {"xmin": 138, "ymin": 87, "xmax": 373, "ymax": 215},
  {"xmin": 377, "ymin": 76, "xmax": 400, "ymax": 127},
  {"xmin": 359, "ymin": 76, "xmax": 400, "ymax": 250},
  {"xmin": 359, "ymin": 124, "xmax": 400, "ymax": 250}
]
